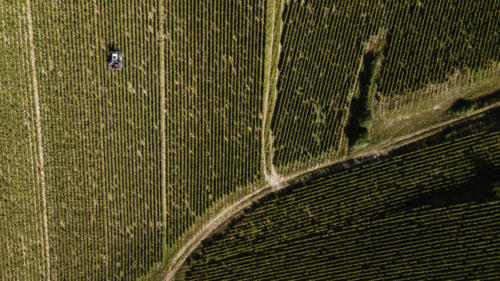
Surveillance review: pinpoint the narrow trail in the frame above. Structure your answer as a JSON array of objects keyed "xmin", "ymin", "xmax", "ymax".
[
  {"xmin": 25, "ymin": 0, "xmax": 51, "ymax": 280},
  {"xmin": 262, "ymin": 0, "xmax": 284, "ymax": 186},
  {"xmin": 261, "ymin": 0, "xmax": 277, "ymax": 185},
  {"xmin": 159, "ymin": 0, "xmax": 167, "ymax": 249}
]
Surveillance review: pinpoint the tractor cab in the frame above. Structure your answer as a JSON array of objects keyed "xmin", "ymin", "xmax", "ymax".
[{"xmin": 109, "ymin": 51, "xmax": 123, "ymax": 70}]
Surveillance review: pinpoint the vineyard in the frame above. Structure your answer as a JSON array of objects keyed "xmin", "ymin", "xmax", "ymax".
[
  {"xmin": 29, "ymin": 1, "xmax": 164, "ymax": 280},
  {"xmin": 180, "ymin": 108, "xmax": 500, "ymax": 280},
  {"xmin": 1, "ymin": 0, "xmax": 267, "ymax": 280},
  {"xmin": 270, "ymin": 0, "xmax": 500, "ymax": 175},
  {"xmin": 163, "ymin": 0, "xmax": 266, "ymax": 260},
  {"xmin": 1, "ymin": 0, "xmax": 500, "ymax": 281}
]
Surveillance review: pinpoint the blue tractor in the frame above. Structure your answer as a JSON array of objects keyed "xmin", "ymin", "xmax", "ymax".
[{"xmin": 109, "ymin": 51, "xmax": 123, "ymax": 70}]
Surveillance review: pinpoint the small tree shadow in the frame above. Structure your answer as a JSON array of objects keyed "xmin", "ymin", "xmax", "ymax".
[{"xmin": 448, "ymin": 89, "xmax": 500, "ymax": 114}]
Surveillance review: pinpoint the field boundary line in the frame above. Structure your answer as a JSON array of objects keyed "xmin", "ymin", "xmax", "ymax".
[
  {"xmin": 159, "ymin": 0, "xmax": 167, "ymax": 254},
  {"xmin": 25, "ymin": 0, "xmax": 51, "ymax": 280},
  {"xmin": 262, "ymin": 0, "xmax": 283, "ymax": 185},
  {"xmin": 160, "ymin": 102, "xmax": 500, "ymax": 281}
]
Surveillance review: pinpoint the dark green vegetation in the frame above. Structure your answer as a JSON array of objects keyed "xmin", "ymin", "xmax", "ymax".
[
  {"xmin": 180, "ymin": 108, "xmax": 500, "ymax": 280},
  {"xmin": 345, "ymin": 36, "xmax": 386, "ymax": 149},
  {"xmin": 271, "ymin": 0, "xmax": 500, "ymax": 175},
  {"xmin": 449, "ymin": 89, "xmax": 500, "ymax": 115}
]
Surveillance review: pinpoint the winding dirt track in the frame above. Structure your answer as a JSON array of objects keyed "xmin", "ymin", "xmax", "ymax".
[
  {"xmin": 25, "ymin": 0, "xmax": 51, "ymax": 279},
  {"xmin": 161, "ymin": 102, "xmax": 500, "ymax": 281}
]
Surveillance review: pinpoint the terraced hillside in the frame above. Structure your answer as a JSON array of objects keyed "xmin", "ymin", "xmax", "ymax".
[{"xmin": 179, "ymin": 107, "xmax": 500, "ymax": 280}]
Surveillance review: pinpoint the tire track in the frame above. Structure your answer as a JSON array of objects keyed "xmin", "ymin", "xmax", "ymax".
[
  {"xmin": 159, "ymin": 0, "xmax": 167, "ymax": 255},
  {"xmin": 25, "ymin": 0, "xmax": 51, "ymax": 280},
  {"xmin": 262, "ymin": 0, "xmax": 283, "ymax": 186}
]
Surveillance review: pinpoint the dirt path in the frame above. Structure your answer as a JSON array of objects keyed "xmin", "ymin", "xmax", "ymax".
[
  {"xmin": 262, "ymin": 0, "xmax": 284, "ymax": 186},
  {"xmin": 162, "ymin": 180, "xmax": 285, "ymax": 281},
  {"xmin": 25, "ymin": 0, "xmax": 51, "ymax": 280},
  {"xmin": 261, "ymin": 0, "xmax": 277, "ymax": 184},
  {"xmin": 159, "ymin": 0, "xmax": 167, "ymax": 246}
]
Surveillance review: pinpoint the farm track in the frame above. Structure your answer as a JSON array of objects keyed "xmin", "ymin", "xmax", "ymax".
[
  {"xmin": 25, "ymin": 0, "xmax": 51, "ymax": 280},
  {"xmin": 261, "ymin": 0, "xmax": 277, "ymax": 185},
  {"xmin": 262, "ymin": 0, "xmax": 283, "ymax": 186},
  {"xmin": 162, "ymin": 102, "xmax": 500, "ymax": 281}
]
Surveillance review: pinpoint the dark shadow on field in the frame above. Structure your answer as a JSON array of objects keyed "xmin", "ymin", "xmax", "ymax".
[
  {"xmin": 106, "ymin": 43, "xmax": 119, "ymax": 63},
  {"xmin": 184, "ymin": 106, "xmax": 500, "ymax": 280},
  {"xmin": 448, "ymin": 88, "xmax": 500, "ymax": 114},
  {"xmin": 373, "ymin": 157, "xmax": 500, "ymax": 221},
  {"xmin": 344, "ymin": 52, "xmax": 377, "ymax": 147}
]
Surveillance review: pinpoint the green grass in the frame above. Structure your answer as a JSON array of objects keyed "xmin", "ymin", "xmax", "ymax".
[{"xmin": 371, "ymin": 63, "xmax": 500, "ymax": 145}]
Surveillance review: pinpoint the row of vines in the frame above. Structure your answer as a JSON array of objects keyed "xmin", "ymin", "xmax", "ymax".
[
  {"xmin": 3, "ymin": 0, "xmax": 269, "ymax": 280},
  {"xmin": 163, "ymin": 0, "xmax": 266, "ymax": 262}
]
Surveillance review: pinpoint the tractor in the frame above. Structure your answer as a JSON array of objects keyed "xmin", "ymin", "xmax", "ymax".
[{"xmin": 109, "ymin": 51, "xmax": 123, "ymax": 70}]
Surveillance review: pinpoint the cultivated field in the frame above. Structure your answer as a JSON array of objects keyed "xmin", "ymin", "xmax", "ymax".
[
  {"xmin": 163, "ymin": 0, "xmax": 266, "ymax": 258},
  {"xmin": 0, "ymin": 1, "xmax": 48, "ymax": 279},
  {"xmin": 1, "ymin": 0, "xmax": 500, "ymax": 280},
  {"xmin": 1, "ymin": 0, "xmax": 267, "ymax": 280},
  {"xmin": 270, "ymin": 0, "xmax": 500, "ymax": 175},
  {"xmin": 180, "ymin": 108, "xmax": 500, "ymax": 280},
  {"xmin": 30, "ymin": 1, "xmax": 163, "ymax": 280}
]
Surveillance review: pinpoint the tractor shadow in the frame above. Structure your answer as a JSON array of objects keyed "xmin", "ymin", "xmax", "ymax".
[{"xmin": 106, "ymin": 44, "xmax": 119, "ymax": 63}]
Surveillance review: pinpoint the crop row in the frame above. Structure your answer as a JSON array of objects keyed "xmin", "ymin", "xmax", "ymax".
[
  {"xmin": 270, "ymin": 0, "xmax": 500, "ymax": 174},
  {"xmin": 182, "ymin": 110, "xmax": 500, "ymax": 280},
  {"xmin": 188, "ymin": 202, "xmax": 500, "ymax": 281},
  {"xmin": 195, "ymin": 128, "xmax": 500, "ymax": 257}
]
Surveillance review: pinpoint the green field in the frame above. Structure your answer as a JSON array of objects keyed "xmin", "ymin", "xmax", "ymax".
[
  {"xmin": 164, "ymin": 0, "xmax": 266, "ymax": 253},
  {"xmin": 270, "ymin": 0, "xmax": 500, "ymax": 175},
  {"xmin": 1, "ymin": 0, "xmax": 500, "ymax": 280},
  {"xmin": 180, "ymin": 108, "xmax": 500, "ymax": 280},
  {"xmin": 2, "ymin": 0, "xmax": 266, "ymax": 280},
  {"xmin": 31, "ymin": 1, "xmax": 163, "ymax": 279}
]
